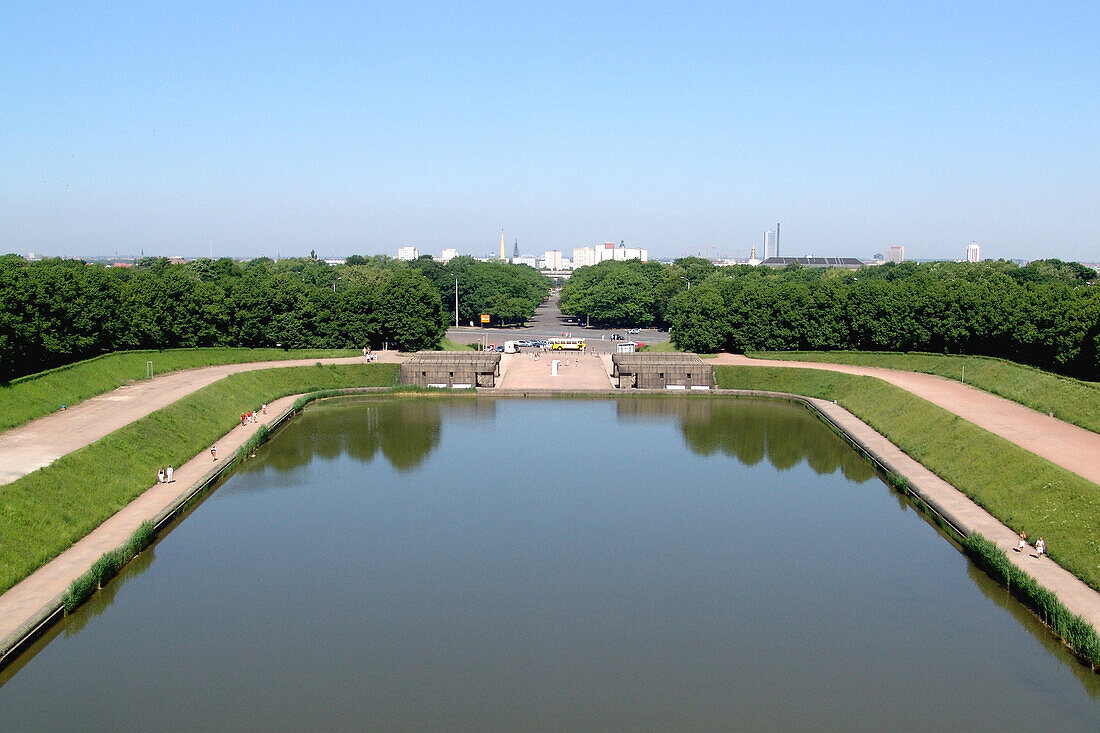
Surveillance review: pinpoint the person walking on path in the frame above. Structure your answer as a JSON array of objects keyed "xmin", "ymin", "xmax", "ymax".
[
  {"xmin": 210, "ymin": 446, "xmax": 217, "ymax": 461},
  {"xmin": 1036, "ymin": 537, "xmax": 1046, "ymax": 558},
  {"xmin": 157, "ymin": 468, "xmax": 165, "ymax": 484},
  {"xmin": 1017, "ymin": 531, "xmax": 1027, "ymax": 552},
  {"xmin": 166, "ymin": 465, "xmax": 174, "ymax": 483}
]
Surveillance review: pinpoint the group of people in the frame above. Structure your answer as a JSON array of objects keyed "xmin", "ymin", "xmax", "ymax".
[
  {"xmin": 240, "ymin": 404, "xmax": 268, "ymax": 426},
  {"xmin": 156, "ymin": 465, "xmax": 174, "ymax": 484},
  {"xmin": 362, "ymin": 346, "xmax": 377, "ymax": 363},
  {"xmin": 1017, "ymin": 531, "xmax": 1046, "ymax": 558}
]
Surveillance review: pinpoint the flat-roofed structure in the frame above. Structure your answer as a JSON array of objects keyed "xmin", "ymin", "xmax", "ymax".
[
  {"xmin": 611, "ymin": 353, "xmax": 713, "ymax": 390},
  {"xmin": 400, "ymin": 352, "xmax": 501, "ymax": 388}
]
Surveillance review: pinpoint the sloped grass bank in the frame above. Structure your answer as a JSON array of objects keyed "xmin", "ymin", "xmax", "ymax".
[
  {"xmin": 964, "ymin": 534, "xmax": 1100, "ymax": 669},
  {"xmin": 715, "ymin": 366, "xmax": 1100, "ymax": 592},
  {"xmin": 0, "ymin": 363, "xmax": 397, "ymax": 594},
  {"xmin": 0, "ymin": 347, "xmax": 359, "ymax": 433},
  {"xmin": 749, "ymin": 351, "xmax": 1100, "ymax": 434}
]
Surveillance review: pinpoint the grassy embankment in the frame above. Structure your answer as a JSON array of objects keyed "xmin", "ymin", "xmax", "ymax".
[
  {"xmin": 0, "ymin": 363, "xmax": 398, "ymax": 595},
  {"xmin": 748, "ymin": 351, "xmax": 1100, "ymax": 434},
  {"xmin": 0, "ymin": 348, "xmax": 358, "ymax": 433},
  {"xmin": 438, "ymin": 337, "xmax": 477, "ymax": 351},
  {"xmin": 964, "ymin": 534, "xmax": 1100, "ymax": 668},
  {"xmin": 715, "ymin": 366, "xmax": 1100, "ymax": 592}
]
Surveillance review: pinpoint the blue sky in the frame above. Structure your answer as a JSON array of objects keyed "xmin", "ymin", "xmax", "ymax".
[{"xmin": 3, "ymin": 1, "xmax": 1098, "ymax": 262}]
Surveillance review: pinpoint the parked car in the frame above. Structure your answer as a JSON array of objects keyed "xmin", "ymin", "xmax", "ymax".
[
  {"xmin": 610, "ymin": 333, "xmax": 625, "ymax": 340},
  {"xmin": 627, "ymin": 328, "xmax": 641, "ymax": 335}
]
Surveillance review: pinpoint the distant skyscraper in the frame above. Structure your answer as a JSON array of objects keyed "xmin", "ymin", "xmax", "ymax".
[
  {"xmin": 763, "ymin": 229, "xmax": 778, "ymax": 260},
  {"xmin": 967, "ymin": 240, "xmax": 980, "ymax": 263},
  {"xmin": 885, "ymin": 245, "xmax": 904, "ymax": 264},
  {"xmin": 397, "ymin": 246, "xmax": 418, "ymax": 261},
  {"xmin": 440, "ymin": 247, "xmax": 458, "ymax": 263}
]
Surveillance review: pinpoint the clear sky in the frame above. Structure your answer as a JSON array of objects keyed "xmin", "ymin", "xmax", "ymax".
[{"xmin": 3, "ymin": 1, "xmax": 1098, "ymax": 262}]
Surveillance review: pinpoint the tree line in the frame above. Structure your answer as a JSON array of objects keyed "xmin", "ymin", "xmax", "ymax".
[
  {"xmin": 0, "ymin": 254, "xmax": 549, "ymax": 381},
  {"xmin": 560, "ymin": 257, "xmax": 1100, "ymax": 379}
]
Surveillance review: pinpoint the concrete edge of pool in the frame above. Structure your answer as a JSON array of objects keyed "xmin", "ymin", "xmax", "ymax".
[{"xmin": 2, "ymin": 388, "xmax": 1099, "ymax": 673}]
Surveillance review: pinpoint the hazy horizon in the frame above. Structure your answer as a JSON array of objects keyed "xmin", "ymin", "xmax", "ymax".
[{"xmin": 4, "ymin": 2, "xmax": 1098, "ymax": 263}]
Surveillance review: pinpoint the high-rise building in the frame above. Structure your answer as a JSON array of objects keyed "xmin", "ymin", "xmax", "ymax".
[
  {"xmin": 967, "ymin": 240, "xmax": 980, "ymax": 263},
  {"xmin": 397, "ymin": 246, "xmax": 418, "ymax": 261},
  {"xmin": 440, "ymin": 248, "xmax": 458, "ymax": 263},
  {"xmin": 763, "ymin": 229, "xmax": 778, "ymax": 260},
  {"xmin": 885, "ymin": 245, "xmax": 904, "ymax": 264},
  {"xmin": 542, "ymin": 250, "xmax": 563, "ymax": 270}
]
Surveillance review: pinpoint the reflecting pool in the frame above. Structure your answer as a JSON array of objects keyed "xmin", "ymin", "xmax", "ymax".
[{"xmin": 2, "ymin": 397, "xmax": 1098, "ymax": 730}]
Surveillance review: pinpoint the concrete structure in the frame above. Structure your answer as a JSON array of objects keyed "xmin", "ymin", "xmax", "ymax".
[
  {"xmin": 397, "ymin": 246, "xmax": 419, "ymax": 261},
  {"xmin": 967, "ymin": 240, "xmax": 981, "ymax": 263},
  {"xmin": 885, "ymin": 245, "xmax": 904, "ymax": 263},
  {"xmin": 611, "ymin": 353, "xmax": 714, "ymax": 390},
  {"xmin": 615, "ymin": 341, "xmax": 638, "ymax": 354},
  {"xmin": 400, "ymin": 352, "xmax": 501, "ymax": 388},
  {"xmin": 440, "ymin": 247, "xmax": 459, "ymax": 263},
  {"xmin": 513, "ymin": 255, "xmax": 537, "ymax": 267}
]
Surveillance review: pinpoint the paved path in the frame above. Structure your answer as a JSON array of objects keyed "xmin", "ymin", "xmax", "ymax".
[
  {"xmin": 0, "ymin": 353, "xmax": 403, "ymax": 487},
  {"xmin": 716, "ymin": 354, "xmax": 1100, "ymax": 487},
  {"xmin": 0, "ymin": 391, "xmax": 308, "ymax": 663},
  {"xmin": 790, "ymin": 393, "xmax": 1100, "ymax": 637},
  {"xmin": 496, "ymin": 350, "xmax": 614, "ymax": 390}
]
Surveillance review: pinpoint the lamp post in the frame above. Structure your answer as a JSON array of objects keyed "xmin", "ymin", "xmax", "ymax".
[
  {"xmin": 681, "ymin": 276, "xmax": 691, "ymax": 290},
  {"xmin": 454, "ymin": 277, "xmax": 459, "ymax": 328},
  {"xmin": 332, "ymin": 276, "xmax": 343, "ymax": 293}
]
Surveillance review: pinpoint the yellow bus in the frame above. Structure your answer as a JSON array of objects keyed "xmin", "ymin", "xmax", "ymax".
[{"xmin": 549, "ymin": 338, "xmax": 586, "ymax": 351}]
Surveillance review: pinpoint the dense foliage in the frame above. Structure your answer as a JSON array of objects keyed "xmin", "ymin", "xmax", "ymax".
[
  {"xmin": 0, "ymin": 254, "xmax": 547, "ymax": 381},
  {"xmin": 562, "ymin": 257, "xmax": 1100, "ymax": 379}
]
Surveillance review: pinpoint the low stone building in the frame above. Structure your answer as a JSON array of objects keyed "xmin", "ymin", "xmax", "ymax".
[
  {"xmin": 611, "ymin": 353, "xmax": 714, "ymax": 390},
  {"xmin": 399, "ymin": 352, "xmax": 501, "ymax": 388}
]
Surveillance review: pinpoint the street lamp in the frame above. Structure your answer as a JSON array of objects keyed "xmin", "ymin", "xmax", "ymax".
[
  {"xmin": 681, "ymin": 276, "xmax": 691, "ymax": 290},
  {"xmin": 332, "ymin": 276, "xmax": 343, "ymax": 293},
  {"xmin": 454, "ymin": 277, "xmax": 459, "ymax": 328}
]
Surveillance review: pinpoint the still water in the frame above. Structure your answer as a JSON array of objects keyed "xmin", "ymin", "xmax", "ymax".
[{"xmin": 2, "ymin": 397, "xmax": 1098, "ymax": 730}]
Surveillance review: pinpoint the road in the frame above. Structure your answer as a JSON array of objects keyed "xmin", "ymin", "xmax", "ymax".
[{"xmin": 445, "ymin": 291, "xmax": 670, "ymax": 354}]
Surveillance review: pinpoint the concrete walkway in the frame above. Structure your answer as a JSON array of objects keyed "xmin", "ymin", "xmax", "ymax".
[
  {"xmin": 0, "ymin": 353, "xmax": 403, "ymax": 487},
  {"xmin": 0, "ymin": 390, "xmax": 309, "ymax": 664},
  {"xmin": 496, "ymin": 350, "xmax": 615, "ymax": 390},
  {"xmin": 716, "ymin": 354, "xmax": 1100, "ymax": 487},
  {"xmin": 780, "ymin": 392, "xmax": 1100, "ymax": 634}
]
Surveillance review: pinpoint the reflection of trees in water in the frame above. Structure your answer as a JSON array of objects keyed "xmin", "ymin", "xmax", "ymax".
[
  {"xmin": 658, "ymin": 398, "xmax": 875, "ymax": 481},
  {"xmin": 264, "ymin": 398, "xmax": 466, "ymax": 473}
]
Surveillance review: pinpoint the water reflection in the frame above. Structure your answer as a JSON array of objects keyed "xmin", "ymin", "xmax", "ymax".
[
  {"xmin": 257, "ymin": 397, "xmax": 491, "ymax": 473},
  {"xmin": 619, "ymin": 397, "xmax": 875, "ymax": 482}
]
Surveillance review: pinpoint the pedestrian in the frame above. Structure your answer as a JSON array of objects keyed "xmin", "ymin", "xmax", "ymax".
[
  {"xmin": 158, "ymin": 468, "xmax": 165, "ymax": 484},
  {"xmin": 1036, "ymin": 537, "xmax": 1046, "ymax": 557},
  {"xmin": 166, "ymin": 465, "xmax": 174, "ymax": 483},
  {"xmin": 1016, "ymin": 531, "xmax": 1027, "ymax": 552},
  {"xmin": 363, "ymin": 346, "xmax": 368, "ymax": 362},
  {"xmin": 241, "ymin": 412, "xmax": 246, "ymax": 425},
  {"xmin": 262, "ymin": 403, "xmax": 268, "ymax": 414},
  {"xmin": 211, "ymin": 446, "xmax": 217, "ymax": 461}
]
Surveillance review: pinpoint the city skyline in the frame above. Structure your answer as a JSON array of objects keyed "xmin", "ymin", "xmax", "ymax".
[{"xmin": 3, "ymin": 2, "xmax": 1098, "ymax": 263}]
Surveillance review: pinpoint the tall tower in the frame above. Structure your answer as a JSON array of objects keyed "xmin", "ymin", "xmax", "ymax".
[
  {"xmin": 967, "ymin": 240, "xmax": 980, "ymax": 263},
  {"xmin": 500, "ymin": 229, "xmax": 505, "ymax": 260},
  {"xmin": 513, "ymin": 240, "xmax": 520, "ymax": 261}
]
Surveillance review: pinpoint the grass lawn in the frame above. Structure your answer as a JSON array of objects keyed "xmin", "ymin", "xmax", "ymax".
[
  {"xmin": 0, "ymin": 363, "xmax": 398, "ymax": 594},
  {"xmin": 716, "ymin": 365, "xmax": 1100, "ymax": 592},
  {"xmin": 0, "ymin": 348, "xmax": 359, "ymax": 433},
  {"xmin": 438, "ymin": 338, "xmax": 477, "ymax": 351},
  {"xmin": 748, "ymin": 351, "xmax": 1100, "ymax": 434}
]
